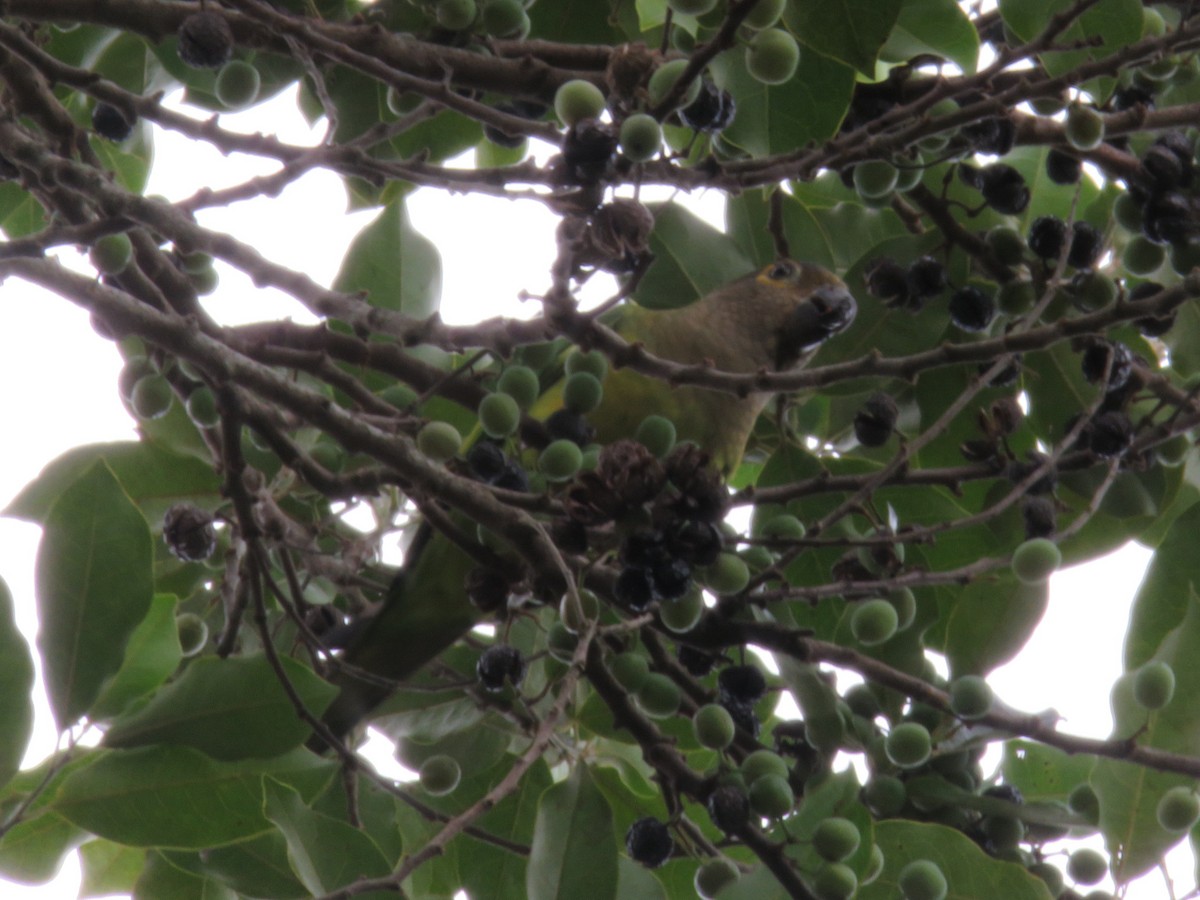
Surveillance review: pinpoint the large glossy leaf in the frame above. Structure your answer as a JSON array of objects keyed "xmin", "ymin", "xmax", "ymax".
[
  {"xmin": 0, "ymin": 576, "xmax": 33, "ymax": 790},
  {"xmin": 1001, "ymin": 740, "xmax": 1097, "ymax": 803},
  {"xmin": 78, "ymin": 839, "xmax": 145, "ymax": 899},
  {"xmin": 133, "ymin": 851, "xmax": 236, "ymax": 900},
  {"xmin": 1123, "ymin": 501, "xmax": 1200, "ymax": 669},
  {"xmin": 527, "ymin": 763, "xmax": 618, "ymax": 900},
  {"xmin": 633, "ymin": 203, "xmax": 753, "ymax": 310},
  {"xmin": 881, "ymin": 0, "xmax": 980, "ymax": 73},
  {"xmin": 166, "ymin": 832, "xmax": 309, "ymax": 900},
  {"xmin": 35, "ymin": 460, "xmax": 153, "ymax": 729},
  {"xmin": 938, "ymin": 573, "xmax": 1050, "ymax": 676},
  {"xmin": 786, "ymin": 0, "xmax": 902, "ymax": 74},
  {"xmin": 332, "ymin": 199, "xmax": 442, "ymax": 319},
  {"xmin": 89, "ymin": 594, "xmax": 182, "ymax": 721}
]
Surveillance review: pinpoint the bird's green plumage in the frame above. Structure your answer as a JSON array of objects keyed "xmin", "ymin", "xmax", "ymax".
[{"xmin": 317, "ymin": 259, "xmax": 854, "ymax": 743}]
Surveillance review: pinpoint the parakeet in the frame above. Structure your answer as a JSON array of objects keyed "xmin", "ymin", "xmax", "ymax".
[{"xmin": 316, "ymin": 259, "xmax": 856, "ymax": 743}]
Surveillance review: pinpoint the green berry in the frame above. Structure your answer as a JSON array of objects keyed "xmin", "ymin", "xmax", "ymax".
[
  {"xmin": 693, "ymin": 703, "xmax": 736, "ymax": 750},
  {"xmin": 741, "ymin": 749, "xmax": 789, "ymax": 783},
  {"xmin": 813, "ymin": 862, "xmax": 857, "ymax": 900},
  {"xmin": 619, "ymin": 113, "xmax": 662, "ymax": 162},
  {"xmin": 863, "ymin": 775, "xmax": 906, "ymax": 817},
  {"xmin": 184, "ymin": 386, "xmax": 219, "ymax": 428},
  {"xmin": 637, "ymin": 672, "xmax": 682, "ymax": 718},
  {"xmin": 175, "ymin": 612, "xmax": 209, "ymax": 658},
  {"xmin": 538, "ymin": 438, "xmax": 584, "ymax": 481},
  {"xmin": 851, "ymin": 598, "xmax": 899, "ymax": 646},
  {"xmin": 635, "ymin": 414, "xmax": 676, "ymax": 457},
  {"xmin": 812, "ymin": 817, "xmax": 860, "ymax": 862},
  {"xmin": 419, "ymin": 755, "xmax": 462, "ymax": 795},
  {"xmin": 1157, "ymin": 785, "xmax": 1200, "ymax": 831},
  {"xmin": 1123, "ymin": 236, "xmax": 1166, "ymax": 276},
  {"xmin": 748, "ymin": 773, "xmax": 794, "ymax": 817},
  {"xmin": 481, "ymin": 0, "xmax": 530, "ymax": 38},
  {"xmin": 1011, "ymin": 537, "xmax": 1061, "ymax": 584},
  {"xmin": 189, "ymin": 262, "xmax": 219, "ymax": 295},
  {"xmin": 745, "ymin": 29, "xmax": 800, "ymax": 86},
  {"xmin": 668, "ymin": 0, "xmax": 718, "ymax": 13},
  {"xmin": 131, "ymin": 374, "xmax": 173, "ymax": 420},
  {"xmin": 659, "ymin": 586, "xmax": 704, "ymax": 633},
  {"xmin": 554, "ymin": 79, "xmax": 606, "ymax": 126},
  {"xmin": 898, "ymin": 859, "xmax": 948, "ymax": 900},
  {"xmin": 478, "ymin": 392, "xmax": 521, "ymax": 438},
  {"xmin": 694, "ymin": 858, "xmax": 739, "ymax": 899},
  {"xmin": 863, "ymin": 844, "xmax": 885, "ymax": 885},
  {"xmin": 997, "ymin": 279, "xmax": 1036, "ymax": 315},
  {"xmin": 760, "ymin": 513, "xmax": 805, "ymax": 541},
  {"xmin": 1068, "ymin": 783, "xmax": 1100, "ymax": 823},
  {"xmin": 1065, "ymin": 105, "xmax": 1105, "ymax": 151},
  {"xmin": 417, "ymin": 421, "xmax": 462, "ymax": 463},
  {"xmin": 888, "ymin": 587, "xmax": 917, "ymax": 631},
  {"xmin": 647, "ymin": 59, "xmax": 702, "ymax": 110},
  {"xmin": 1114, "ymin": 192, "xmax": 1144, "ymax": 232},
  {"xmin": 1066, "ymin": 848, "xmax": 1107, "ymax": 886},
  {"xmin": 742, "ymin": 0, "xmax": 786, "ymax": 29},
  {"xmin": 981, "ymin": 814, "xmax": 1024, "ymax": 851},
  {"xmin": 610, "ymin": 651, "xmax": 650, "ymax": 691},
  {"xmin": 90, "ymin": 233, "xmax": 133, "ymax": 275},
  {"xmin": 558, "ymin": 588, "xmax": 599, "ymax": 634},
  {"xmin": 1028, "ymin": 862, "xmax": 1064, "ymax": 897},
  {"xmin": 704, "ymin": 552, "xmax": 750, "ymax": 595},
  {"xmin": 949, "ymin": 675, "xmax": 993, "ymax": 719},
  {"xmin": 1133, "ymin": 661, "xmax": 1176, "ymax": 710},
  {"xmin": 1070, "ymin": 271, "xmax": 1118, "ymax": 312},
  {"xmin": 436, "ymin": 0, "xmax": 477, "ymax": 30},
  {"xmin": 497, "ymin": 365, "xmax": 540, "ymax": 410},
  {"xmin": 885, "ymin": 722, "xmax": 932, "ymax": 768},
  {"xmin": 215, "ymin": 60, "xmax": 261, "ymax": 110},
  {"xmin": 564, "ymin": 348, "xmax": 609, "ymax": 379},
  {"xmin": 562, "ymin": 371, "xmax": 603, "ymax": 414},
  {"xmin": 854, "ymin": 160, "xmax": 899, "ymax": 200},
  {"xmin": 986, "ymin": 226, "xmax": 1027, "ymax": 266}
]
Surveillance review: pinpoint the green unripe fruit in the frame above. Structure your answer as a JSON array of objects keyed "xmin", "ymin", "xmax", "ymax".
[
  {"xmin": 1065, "ymin": 105, "xmax": 1105, "ymax": 151},
  {"xmin": 998, "ymin": 279, "xmax": 1036, "ymax": 315},
  {"xmin": 748, "ymin": 773, "xmax": 795, "ymax": 817},
  {"xmin": 1011, "ymin": 537, "xmax": 1061, "ymax": 584},
  {"xmin": 131, "ymin": 374, "xmax": 173, "ymax": 420},
  {"xmin": 1113, "ymin": 192, "xmax": 1144, "ymax": 232},
  {"xmin": 1142, "ymin": 6, "xmax": 1167, "ymax": 38},
  {"xmin": 1133, "ymin": 661, "xmax": 1176, "ymax": 710},
  {"xmin": 635, "ymin": 414, "xmax": 676, "ymax": 457},
  {"xmin": 812, "ymin": 817, "xmax": 860, "ymax": 862},
  {"xmin": 1070, "ymin": 271, "xmax": 1118, "ymax": 311},
  {"xmin": 436, "ymin": 0, "xmax": 477, "ymax": 30},
  {"xmin": 863, "ymin": 844, "xmax": 885, "ymax": 885},
  {"xmin": 546, "ymin": 620, "xmax": 579, "ymax": 662},
  {"xmin": 610, "ymin": 651, "xmax": 650, "ymax": 691},
  {"xmin": 1157, "ymin": 785, "xmax": 1200, "ymax": 831},
  {"xmin": 619, "ymin": 113, "xmax": 662, "ymax": 162},
  {"xmin": 899, "ymin": 860, "xmax": 948, "ymax": 900},
  {"xmin": 538, "ymin": 439, "xmax": 584, "ymax": 481},
  {"xmin": 562, "ymin": 371, "xmax": 603, "ymax": 413},
  {"xmin": 981, "ymin": 814, "xmax": 1024, "ymax": 851},
  {"xmin": 886, "ymin": 722, "xmax": 932, "ymax": 768},
  {"xmin": 564, "ymin": 348, "xmax": 608, "ymax": 379},
  {"xmin": 478, "ymin": 392, "xmax": 521, "ymax": 438},
  {"xmin": 1068, "ymin": 783, "xmax": 1100, "ymax": 823},
  {"xmin": 554, "ymin": 79, "xmax": 606, "ymax": 126},
  {"xmin": 854, "ymin": 160, "xmax": 899, "ymax": 200},
  {"xmin": 497, "ymin": 365, "xmax": 539, "ymax": 410},
  {"xmin": 805, "ymin": 712, "xmax": 845, "ymax": 755},
  {"xmin": 986, "ymin": 226, "xmax": 1027, "ymax": 265},
  {"xmin": 705, "ymin": 552, "xmax": 750, "ymax": 595},
  {"xmin": 741, "ymin": 749, "xmax": 789, "ymax": 783},
  {"xmin": 1123, "ymin": 236, "xmax": 1166, "ymax": 276},
  {"xmin": 637, "ymin": 673, "xmax": 682, "ymax": 718},
  {"xmin": 812, "ymin": 862, "xmax": 857, "ymax": 900},
  {"xmin": 949, "ymin": 674, "xmax": 993, "ymax": 719},
  {"xmin": 559, "ymin": 588, "xmax": 599, "ymax": 634},
  {"xmin": 379, "ymin": 383, "xmax": 418, "ymax": 410},
  {"xmin": 741, "ymin": 545, "xmax": 774, "ymax": 571},
  {"xmin": 863, "ymin": 775, "xmax": 907, "ymax": 817},
  {"xmin": 481, "ymin": 0, "xmax": 530, "ymax": 38},
  {"xmin": 419, "ymin": 755, "xmax": 462, "ymax": 795},
  {"xmin": 189, "ymin": 262, "xmax": 219, "ymax": 295},
  {"xmin": 692, "ymin": 703, "xmax": 736, "ymax": 750},
  {"xmin": 659, "ymin": 586, "xmax": 704, "ymax": 633},
  {"xmin": 1066, "ymin": 848, "xmax": 1107, "ymax": 885},
  {"xmin": 851, "ymin": 598, "xmax": 899, "ymax": 646},
  {"xmin": 1028, "ymin": 862, "xmax": 1064, "ymax": 897},
  {"xmin": 185, "ymin": 386, "xmax": 219, "ymax": 428},
  {"xmin": 175, "ymin": 612, "xmax": 209, "ymax": 658},
  {"xmin": 1171, "ymin": 237, "xmax": 1200, "ymax": 275},
  {"xmin": 91, "ymin": 233, "xmax": 133, "ymax": 275},
  {"xmin": 417, "ymin": 421, "xmax": 462, "ymax": 463},
  {"xmin": 386, "ymin": 86, "xmax": 421, "ymax": 116},
  {"xmin": 888, "ymin": 587, "xmax": 917, "ymax": 631},
  {"xmin": 215, "ymin": 60, "xmax": 261, "ymax": 110},
  {"xmin": 1156, "ymin": 434, "xmax": 1191, "ymax": 467},
  {"xmin": 760, "ymin": 513, "xmax": 805, "ymax": 541},
  {"xmin": 668, "ymin": 0, "xmax": 718, "ymax": 13},
  {"xmin": 745, "ymin": 29, "xmax": 800, "ymax": 85},
  {"xmin": 844, "ymin": 683, "xmax": 881, "ymax": 719},
  {"xmin": 694, "ymin": 858, "xmax": 739, "ymax": 899},
  {"xmin": 743, "ymin": 0, "xmax": 786, "ymax": 29},
  {"xmin": 647, "ymin": 59, "xmax": 702, "ymax": 110}
]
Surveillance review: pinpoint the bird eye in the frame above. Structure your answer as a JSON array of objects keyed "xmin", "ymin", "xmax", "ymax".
[{"xmin": 768, "ymin": 260, "xmax": 796, "ymax": 280}]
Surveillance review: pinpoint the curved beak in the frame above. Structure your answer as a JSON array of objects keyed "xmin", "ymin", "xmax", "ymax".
[{"xmin": 776, "ymin": 283, "xmax": 857, "ymax": 368}]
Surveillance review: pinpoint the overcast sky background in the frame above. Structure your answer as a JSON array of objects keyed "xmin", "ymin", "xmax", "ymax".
[{"xmin": 0, "ymin": 85, "xmax": 1179, "ymax": 898}]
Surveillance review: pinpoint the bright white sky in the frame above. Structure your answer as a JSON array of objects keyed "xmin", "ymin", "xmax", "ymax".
[{"xmin": 0, "ymin": 87, "xmax": 1180, "ymax": 898}]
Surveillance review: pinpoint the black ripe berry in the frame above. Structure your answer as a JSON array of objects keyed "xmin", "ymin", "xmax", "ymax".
[
  {"xmin": 679, "ymin": 80, "xmax": 736, "ymax": 134},
  {"xmin": 1008, "ymin": 452, "xmax": 1057, "ymax": 496},
  {"xmin": 854, "ymin": 392, "xmax": 898, "ymax": 447},
  {"xmin": 948, "ymin": 286, "xmax": 995, "ymax": 332},
  {"xmin": 163, "ymin": 503, "xmax": 217, "ymax": 562},
  {"xmin": 1142, "ymin": 145, "xmax": 1185, "ymax": 191},
  {"xmin": 978, "ymin": 164, "xmax": 1030, "ymax": 215},
  {"xmin": 651, "ymin": 557, "xmax": 692, "ymax": 599},
  {"xmin": 92, "ymin": 103, "xmax": 134, "ymax": 142},
  {"xmin": 1089, "ymin": 411, "xmax": 1134, "ymax": 458},
  {"xmin": 677, "ymin": 644, "xmax": 718, "ymax": 677},
  {"xmin": 1142, "ymin": 192, "xmax": 1194, "ymax": 245},
  {"xmin": 492, "ymin": 460, "xmax": 530, "ymax": 492},
  {"xmin": 477, "ymin": 645, "xmax": 526, "ymax": 691},
  {"xmin": 614, "ymin": 566, "xmax": 657, "ymax": 611},
  {"xmin": 982, "ymin": 354, "xmax": 1022, "ymax": 387},
  {"xmin": 621, "ymin": 530, "xmax": 668, "ymax": 569},
  {"xmin": 1045, "ymin": 148, "xmax": 1081, "ymax": 185},
  {"xmin": 1081, "ymin": 341, "xmax": 1133, "ymax": 393},
  {"xmin": 1028, "ymin": 215, "xmax": 1067, "ymax": 259},
  {"xmin": 1068, "ymin": 222, "xmax": 1103, "ymax": 269},
  {"xmin": 465, "ymin": 567, "xmax": 509, "ymax": 613},
  {"xmin": 1023, "ymin": 496, "xmax": 1057, "ymax": 539},
  {"xmin": 718, "ymin": 664, "xmax": 767, "ymax": 705},
  {"xmin": 626, "ymin": 817, "xmax": 674, "ymax": 868},
  {"xmin": 544, "ymin": 408, "xmax": 596, "ymax": 448},
  {"xmin": 720, "ymin": 696, "xmax": 760, "ymax": 737},
  {"xmin": 707, "ymin": 783, "xmax": 752, "ymax": 834},
  {"xmin": 906, "ymin": 256, "xmax": 947, "ymax": 301},
  {"xmin": 865, "ymin": 257, "xmax": 911, "ymax": 307},
  {"xmin": 467, "ymin": 441, "xmax": 507, "ymax": 482},
  {"xmin": 561, "ymin": 119, "xmax": 617, "ymax": 183},
  {"xmin": 1136, "ymin": 309, "xmax": 1177, "ymax": 337},
  {"xmin": 177, "ymin": 12, "xmax": 234, "ymax": 70},
  {"xmin": 667, "ymin": 519, "xmax": 723, "ymax": 567}
]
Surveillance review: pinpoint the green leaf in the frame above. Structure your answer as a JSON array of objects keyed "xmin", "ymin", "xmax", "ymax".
[
  {"xmin": 52, "ymin": 746, "xmax": 335, "ymax": 849},
  {"xmin": 857, "ymin": 820, "xmax": 1053, "ymax": 899},
  {"xmin": 90, "ymin": 594, "xmax": 183, "ymax": 721},
  {"xmin": 165, "ymin": 832, "xmax": 309, "ymax": 899},
  {"xmin": 882, "ymin": 0, "xmax": 980, "ymax": 73},
  {"xmin": 4, "ymin": 440, "xmax": 221, "ymax": 525},
  {"xmin": 1124, "ymin": 501, "xmax": 1200, "ymax": 668},
  {"xmin": 0, "ymin": 183, "xmax": 48, "ymax": 238},
  {"xmin": 633, "ymin": 203, "xmax": 753, "ymax": 310},
  {"xmin": 79, "ymin": 839, "xmax": 146, "ymax": 899},
  {"xmin": 1001, "ymin": 740, "xmax": 1097, "ymax": 803},
  {"xmin": 0, "ymin": 811, "xmax": 85, "ymax": 884},
  {"xmin": 527, "ymin": 763, "xmax": 619, "ymax": 900},
  {"xmin": 263, "ymin": 779, "xmax": 393, "ymax": 898},
  {"xmin": 786, "ymin": 0, "xmax": 902, "ymax": 74},
  {"xmin": 333, "ymin": 199, "xmax": 442, "ymax": 319},
  {"xmin": 0, "ymin": 576, "xmax": 33, "ymax": 789},
  {"xmin": 35, "ymin": 460, "xmax": 153, "ymax": 729},
  {"xmin": 939, "ymin": 573, "xmax": 1050, "ymax": 675},
  {"xmin": 134, "ymin": 851, "xmax": 237, "ymax": 900},
  {"xmin": 103, "ymin": 653, "xmax": 336, "ymax": 760}
]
